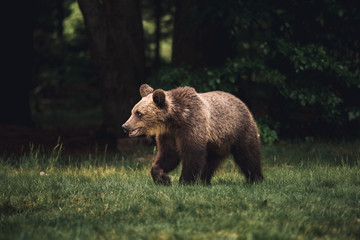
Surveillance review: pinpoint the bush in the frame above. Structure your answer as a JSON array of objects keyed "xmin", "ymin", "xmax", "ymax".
[{"xmin": 257, "ymin": 117, "xmax": 280, "ymax": 145}]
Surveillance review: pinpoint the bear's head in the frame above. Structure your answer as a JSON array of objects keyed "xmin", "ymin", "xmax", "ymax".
[{"xmin": 122, "ymin": 84, "xmax": 169, "ymax": 137}]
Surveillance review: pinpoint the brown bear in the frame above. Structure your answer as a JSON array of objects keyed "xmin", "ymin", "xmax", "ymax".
[{"xmin": 122, "ymin": 84, "xmax": 264, "ymax": 185}]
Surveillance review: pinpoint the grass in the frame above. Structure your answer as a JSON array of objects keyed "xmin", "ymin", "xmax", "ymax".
[{"xmin": 1, "ymin": 141, "xmax": 359, "ymax": 240}]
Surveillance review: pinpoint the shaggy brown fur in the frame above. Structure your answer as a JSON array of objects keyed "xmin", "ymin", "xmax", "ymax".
[{"xmin": 122, "ymin": 84, "xmax": 264, "ymax": 185}]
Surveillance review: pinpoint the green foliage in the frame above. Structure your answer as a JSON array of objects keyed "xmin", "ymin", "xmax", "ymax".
[
  {"xmin": 348, "ymin": 109, "xmax": 360, "ymax": 121},
  {"xmin": 63, "ymin": 2, "xmax": 85, "ymax": 44},
  {"xmin": 152, "ymin": 1, "xmax": 360, "ymax": 138},
  {"xmin": 259, "ymin": 124, "xmax": 278, "ymax": 145},
  {"xmin": 1, "ymin": 141, "xmax": 360, "ymax": 239},
  {"xmin": 257, "ymin": 118, "xmax": 280, "ymax": 145},
  {"xmin": 270, "ymin": 40, "xmax": 359, "ymax": 121},
  {"xmin": 242, "ymin": 1, "xmax": 360, "ymax": 135}
]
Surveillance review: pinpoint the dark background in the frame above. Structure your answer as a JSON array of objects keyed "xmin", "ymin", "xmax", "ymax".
[{"xmin": 2, "ymin": 0, "xmax": 360, "ymax": 155}]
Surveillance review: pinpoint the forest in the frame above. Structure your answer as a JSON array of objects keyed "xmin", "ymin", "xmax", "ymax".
[
  {"xmin": 1, "ymin": 1, "xmax": 359, "ymax": 239},
  {"xmin": 2, "ymin": 0, "xmax": 360, "ymax": 151}
]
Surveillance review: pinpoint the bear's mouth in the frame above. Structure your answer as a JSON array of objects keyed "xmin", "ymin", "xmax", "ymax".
[{"xmin": 129, "ymin": 127, "xmax": 141, "ymax": 137}]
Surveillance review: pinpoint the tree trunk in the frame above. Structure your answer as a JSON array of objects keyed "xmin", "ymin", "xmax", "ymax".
[
  {"xmin": 172, "ymin": 0, "xmax": 235, "ymax": 68},
  {"xmin": 154, "ymin": 0, "xmax": 162, "ymax": 70},
  {"xmin": 56, "ymin": 0, "xmax": 64, "ymax": 40},
  {"xmin": 78, "ymin": 0, "xmax": 146, "ymax": 138},
  {"xmin": 0, "ymin": 78, "xmax": 32, "ymax": 126},
  {"xmin": 1, "ymin": 3, "xmax": 32, "ymax": 126}
]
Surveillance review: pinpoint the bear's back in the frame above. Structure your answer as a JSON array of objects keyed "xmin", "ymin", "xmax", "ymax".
[
  {"xmin": 199, "ymin": 91, "xmax": 251, "ymax": 122},
  {"xmin": 199, "ymin": 91, "xmax": 255, "ymax": 144}
]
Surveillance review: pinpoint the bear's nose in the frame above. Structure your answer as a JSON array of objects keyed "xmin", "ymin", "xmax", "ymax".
[{"xmin": 122, "ymin": 124, "xmax": 129, "ymax": 134}]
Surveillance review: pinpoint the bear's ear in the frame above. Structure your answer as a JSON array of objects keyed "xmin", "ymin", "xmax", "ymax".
[
  {"xmin": 153, "ymin": 89, "xmax": 166, "ymax": 108},
  {"xmin": 139, "ymin": 84, "xmax": 154, "ymax": 98}
]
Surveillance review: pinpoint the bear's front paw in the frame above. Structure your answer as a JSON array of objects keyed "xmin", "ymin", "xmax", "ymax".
[
  {"xmin": 154, "ymin": 175, "xmax": 171, "ymax": 186},
  {"xmin": 151, "ymin": 165, "xmax": 171, "ymax": 186}
]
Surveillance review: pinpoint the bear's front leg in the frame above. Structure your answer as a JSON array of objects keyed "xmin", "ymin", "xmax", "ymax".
[
  {"xmin": 151, "ymin": 134, "xmax": 180, "ymax": 186},
  {"xmin": 151, "ymin": 164, "xmax": 172, "ymax": 185}
]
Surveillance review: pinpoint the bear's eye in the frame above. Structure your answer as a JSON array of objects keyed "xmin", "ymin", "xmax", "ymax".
[{"xmin": 135, "ymin": 111, "xmax": 143, "ymax": 118}]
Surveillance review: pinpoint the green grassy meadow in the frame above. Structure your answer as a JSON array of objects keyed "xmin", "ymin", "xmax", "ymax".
[{"xmin": 1, "ymin": 141, "xmax": 359, "ymax": 240}]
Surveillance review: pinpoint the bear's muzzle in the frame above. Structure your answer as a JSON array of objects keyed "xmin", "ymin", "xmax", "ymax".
[{"xmin": 122, "ymin": 124, "xmax": 141, "ymax": 137}]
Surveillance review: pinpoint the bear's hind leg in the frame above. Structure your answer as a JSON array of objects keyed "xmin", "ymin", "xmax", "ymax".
[
  {"xmin": 179, "ymin": 153, "xmax": 206, "ymax": 185},
  {"xmin": 178, "ymin": 143, "xmax": 207, "ymax": 185},
  {"xmin": 231, "ymin": 139, "xmax": 263, "ymax": 183},
  {"xmin": 200, "ymin": 151, "xmax": 224, "ymax": 185}
]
